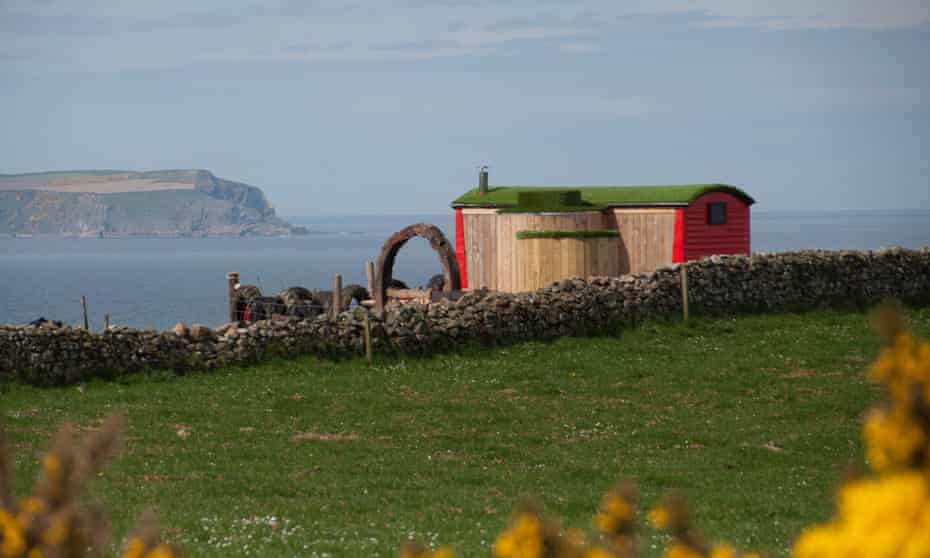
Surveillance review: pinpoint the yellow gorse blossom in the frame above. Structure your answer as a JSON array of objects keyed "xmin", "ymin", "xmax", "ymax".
[
  {"xmin": 794, "ymin": 319, "xmax": 930, "ymax": 558},
  {"xmin": 0, "ymin": 509, "xmax": 26, "ymax": 558},
  {"xmin": 585, "ymin": 547, "xmax": 615, "ymax": 558},
  {"xmin": 863, "ymin": 408, "xmax": 925, "ymax": 472},
  {"xmin": 122, "ymin": 537, "xmax": 147, "ymax": 558},
  {"xmin": 664, "ymin": 544, "xmax": 703, "ymax": 558},
  {"xmin": 1, "ymin": 414, "xmax": 181, "ymax": 558},
  {"xmin": 41, "ymin": 455, "xmax": 64, "ymax": 501},
  {"xmin": 121, "ymin": 537, "xmax": 179, "ymax": 558},
  {"xmin": 42, "ymin": 513, "xmax": 71, "ymax": 546},
  {"xmin": 794, "ymin": 471, "xmax": 930, "ymax": 557},
  {"xmin": 708, "ymin": 545, "xmax": 736, "ymax": 558},
  {"xmin": 494, "ymin": 513, "xmax": 545, "ymax": 558},
  {"xmin": 647, "ymin": 507, "xmax": 670, "ymax": 530},
  {"xmin": 863, "ymin": 332, "xmax": 930, "ymax": 473},
  {"xmin": 594, "ymin": 495, "xmax": 633, "ymax": 534}
]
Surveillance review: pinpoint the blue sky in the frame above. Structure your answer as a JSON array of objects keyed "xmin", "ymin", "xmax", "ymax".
[{"xmin": 1, "ymin": 1, "xmax": 929, "ymax": 214}]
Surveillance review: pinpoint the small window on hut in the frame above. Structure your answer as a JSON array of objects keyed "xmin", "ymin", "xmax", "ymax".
[{"xmin": 707, "ymin": 202, "xmax": 727, "ymax": 225}]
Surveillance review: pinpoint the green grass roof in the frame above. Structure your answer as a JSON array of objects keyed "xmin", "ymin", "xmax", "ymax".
[{"xmin": 452, "ymin": 184, "xmax": 755, "ymax": 209}]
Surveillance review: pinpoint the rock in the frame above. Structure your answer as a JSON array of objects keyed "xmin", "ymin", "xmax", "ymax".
[
  {"xmin": 173, "ymin": 322, "xmax": 188, "ymax": 338},
  {"xmin": 190, "ymin": 324, "xmax": 214, "ymax": 341},
  {"xmin": 214, "ymin": 322, "xmax": 237, "ymax": 336}
]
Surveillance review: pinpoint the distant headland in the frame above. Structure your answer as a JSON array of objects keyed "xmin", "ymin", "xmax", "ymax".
[{"xmin": 0, "ymin": 169, "xmax": 307, "ymax": 238}]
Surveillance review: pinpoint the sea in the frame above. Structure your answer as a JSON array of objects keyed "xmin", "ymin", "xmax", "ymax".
[{"xmin": 1, "ymin": 210, "xmax": 928, "ymax": 331}]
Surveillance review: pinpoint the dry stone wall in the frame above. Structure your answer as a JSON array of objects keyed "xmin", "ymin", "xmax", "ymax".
[{"xmin": 2, "ymin": 248, "xmax": 929, "ymax": 386}]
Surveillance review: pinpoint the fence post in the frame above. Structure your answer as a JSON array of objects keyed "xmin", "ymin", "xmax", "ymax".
[
  {"xmin": 363, "ymin": 310, "xmax": 373, "ymax": 365},
  {"xmin": 681, "ymin": 264, "xmax": 690, "ymax": 322},
  {"xmin": 365, "ymin": 261, "xmax": 375, "ymax": 299},
  {"xmin": 226, "ymin": 272, "xmax": 240, "ymax": 323},
  {"xmin": 81, "ymin": 296, "xmax": 89, "ymax": 330},
  {"xmin": 332, "ymin": 273, "xmax": 343, "ymax": 318}
]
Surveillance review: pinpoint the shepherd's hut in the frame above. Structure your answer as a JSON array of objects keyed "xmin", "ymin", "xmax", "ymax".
[{"xmin": 452, "ymin": 169, "xmax": 755, "ymax": 293}]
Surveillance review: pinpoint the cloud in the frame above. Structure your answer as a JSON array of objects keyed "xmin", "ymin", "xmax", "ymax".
[{"xmin": 0, "ymin": 0, "xmax": 928, "ymax": 70}]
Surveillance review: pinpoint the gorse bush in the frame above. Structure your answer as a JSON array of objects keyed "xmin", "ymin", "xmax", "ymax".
[
  {"xmin": 791, "ymin": 307, "xmax": 930, "ymax": 558},
  {"xmin": 2, "ymin": 305, "xmax": 929, "ymax": 558},
  {"xmin": 0, "ymin": 416, "xmax": 177, "ymax": 558}
]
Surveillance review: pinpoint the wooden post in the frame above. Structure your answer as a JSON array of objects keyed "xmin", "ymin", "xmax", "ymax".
[
  {"xmin": 681, "ymin": 264, "xmax": 690, "ymax": 322},
  {"xmin": 365, "ymin": 261, "xmax": 375, "ymax": 298},
  {"xmin": 104, "ymin": 313, "xmax": 110, "ymax": 331},
  {"xmin": 332, "ymin": 273, "xmax": 343, "ymax": 317},
  {"xmin": 226, "ymin": 272, "xmax": 240, "ymax": 323},
  {"xmin": 81, "ymin": 296, "xmax": 89, "ymax": 330},
  {"xmin": 363, "ymin": 311, "xmax": 373, "ymax": 365}
]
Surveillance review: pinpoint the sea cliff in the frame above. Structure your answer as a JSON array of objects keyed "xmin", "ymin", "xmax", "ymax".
[{"xmin": 0, "ymin": 169, "xmax": 300, "ymax": 237}]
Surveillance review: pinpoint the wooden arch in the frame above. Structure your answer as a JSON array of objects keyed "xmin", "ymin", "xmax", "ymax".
[{"xmin": 374, "ymin": 223, "xmax": 461, "ymax": 309}]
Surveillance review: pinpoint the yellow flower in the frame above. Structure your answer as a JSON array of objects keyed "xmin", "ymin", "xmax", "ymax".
[
  {"xmin": 122, "ymin": 537, "xmax": 147, "ymax": 558},
  {"xmin": 794, "ymin": 471, "xmax": 930, "ymax": 558},
  {"xmin": 709, "ymin": 544, "xmax": 736, "ymax": 558},
  {"xmin": 664, "ymin": 543, "xmax": 703, "ymax": 558},
  {"xmin": 593, "ymin": 512, "xmax": 618, "ymax": 534},
  {"xmin": 794, "ymin": 525, "xmax": 844, "ymax": 558},
  {"xmin": 604, "ymin": 495, "xmax": 634, "ymax": 522},
  {"xmin": 0, "ymin": 509, "xmax": 27, "ymax": 558},
  {"xmin": 42, "ymin": 454, "xmax": 64, "ymax": 500},
  {"xmin": 42, "ymin": 513, "xmax": 71, "ymax": 546},
  {"xmin": 143, "ymin": 544, "xmax": 177, "ymax": 558},
  {"xmin": 648, "ymin": 507, "xmax": 670, "ymax": 530},
  {"xmin": 430, "ymin": 547, "xmax": 455, "ymax": 558},
  {"xmin": 863, "ymin": 409, "xmax": 926, "ymax": 472},
  {"xmin": 585, "ymin": 546, "xmax": 615, "ymax": 558},
  {"xmin": 494, "ymin": 513, "xmax": 544, "ymax": 558},
  {"xmin": 19, "ymin": 497, "xmax": 46, "ymax": 516}
]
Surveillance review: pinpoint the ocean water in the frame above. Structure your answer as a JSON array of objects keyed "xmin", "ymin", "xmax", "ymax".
[{"xmin": 1, "ymin": 210, "xmax": 928, "ymax": 330}]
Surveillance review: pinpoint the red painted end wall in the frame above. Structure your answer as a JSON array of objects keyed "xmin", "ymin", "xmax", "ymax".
[
  {"xmin": 672, "ymin": 208, "xmax": 685, "ymax": 263},
  {"xmin": 454, "ymin": 208, "xmax": 468, "ymax": 289},
  {"xmin": 683, "ymin": 192, "xmax": 751, "ymax": 261}
]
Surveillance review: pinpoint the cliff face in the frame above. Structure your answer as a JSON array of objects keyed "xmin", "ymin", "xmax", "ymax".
[{"xmin": 0, "ymin": 169, "xmax": 296, "ymax": 237}]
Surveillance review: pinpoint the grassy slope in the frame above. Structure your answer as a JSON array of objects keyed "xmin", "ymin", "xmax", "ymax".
[{"xmin": 4, "ymin": 308, "xmax": 928, "ymax": 557}]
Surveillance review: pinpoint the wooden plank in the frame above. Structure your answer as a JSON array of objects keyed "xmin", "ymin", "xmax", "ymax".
[
  {"xmin": 387, "ymin": 288, "xmax": 432, "ymax": 300},
  {"xmin": 560, "ymin": 235, "xmax": 574, "ymax": 279}
]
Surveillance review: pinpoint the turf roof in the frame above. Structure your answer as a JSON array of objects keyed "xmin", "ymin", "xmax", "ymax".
[{"xmin": 452, "ymin": 184, "xmax": 755, "ymax": 209}]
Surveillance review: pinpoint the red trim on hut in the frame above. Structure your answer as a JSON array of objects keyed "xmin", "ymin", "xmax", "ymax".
[
  {"xmin": 672, "ymin": 208, "xmax": 685, "ymax": 263},
  {"xmin": 454, "ymin": 207, "xmax": 468, "ymax": 288}
]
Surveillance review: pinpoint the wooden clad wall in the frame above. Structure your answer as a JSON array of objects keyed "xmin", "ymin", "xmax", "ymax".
[
  {"xmin": 496, "ymin": 212, "xmax": 607, "ymax": 292},
  {"xmin": 607, "ymin": 209, "xmax": 677, "ymax": 274},
  {"xmin": 515, "ymin": 237, "xmax": 619, "ymax": 292},
  {"xmin": 462, "ymin": 209, "xmax": 499, "ymax": 290}
]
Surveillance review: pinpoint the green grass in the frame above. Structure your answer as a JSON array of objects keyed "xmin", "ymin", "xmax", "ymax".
[
  {"xmin": 4, "ymin": 308, "xmax": 928, "ymax": 557},
  {"xmin": 452, "ymin": 184, "xmax": 755, "ymax": 208}
]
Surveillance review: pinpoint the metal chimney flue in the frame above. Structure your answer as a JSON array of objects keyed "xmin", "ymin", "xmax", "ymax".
[{"xmin": 478, "ymin": 166, "xmax": 489, "ymax": 195}]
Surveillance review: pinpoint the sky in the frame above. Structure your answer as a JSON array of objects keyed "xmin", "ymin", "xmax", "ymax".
[{"xmin": 1, "ymin": 1, "xmax": 929, "ymax": 214}]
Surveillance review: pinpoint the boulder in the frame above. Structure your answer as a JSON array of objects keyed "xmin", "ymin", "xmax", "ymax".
[
  {"xmin": 190, "ymin": 324, "xmax": 214, "ymax": 341},
  {"xmin": 173, "ymin": 322, "xmax": 188, "ymax": 338}
]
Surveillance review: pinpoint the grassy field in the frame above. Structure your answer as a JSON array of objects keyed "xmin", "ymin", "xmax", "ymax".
[{"xmin": 4, "ymin": 308, "xmax": 929, "ymax": 557}]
